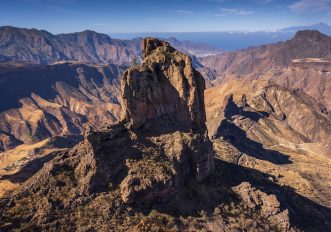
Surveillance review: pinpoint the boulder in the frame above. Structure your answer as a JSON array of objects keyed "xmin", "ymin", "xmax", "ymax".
[{"xmin": 232, "ymin": 182, "xmax": 291, "ymax": 231}]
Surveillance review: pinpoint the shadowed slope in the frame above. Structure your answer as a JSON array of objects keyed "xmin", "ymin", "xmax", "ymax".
[{"xmin": 0, "ymin": 62, "xmax": 123, "ymax": 151}]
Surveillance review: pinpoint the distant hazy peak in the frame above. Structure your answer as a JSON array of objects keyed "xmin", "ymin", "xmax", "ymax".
[{"xmin": 293, "ymin": 30, "xmax": 329, "ymax": 40}]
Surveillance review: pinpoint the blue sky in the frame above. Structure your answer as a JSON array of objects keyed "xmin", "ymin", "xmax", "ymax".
[{"xmin": 0, "ymin": 0, "xmax": 330, "ymax": 33}]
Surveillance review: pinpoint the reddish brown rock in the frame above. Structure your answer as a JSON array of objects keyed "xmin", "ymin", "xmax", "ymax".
[
  {"xmin": 121, "ymin": 37, "xmax": 206, "ymax": 132},
  {"xmin": 119, "ymin": 38, "xmax": 213, "ymax": 203}
]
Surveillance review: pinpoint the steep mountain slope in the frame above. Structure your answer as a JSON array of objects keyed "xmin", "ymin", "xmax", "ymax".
[
  {"xmin": 205, "ymin": 80, "xmax": 331, "ymax": 231},
  {"xmin": 257, "ymin": 60, "xmax": 331, "ymax": 110},
  {"xmin": 200, "ymin": 30, "xmax": 331, "ymax": 109},
  {"xmin": 205, "ymin": 79, "xmax": 331, "ymax": 203},
  {"xmin": 200, "ymin": 30, "xmax": 331, "ymax": 75},
  {"xmin": 0, "ymin": 135, "xmax": 82, "ymax": 198},
  {"xmin": 205, "ymin": 80, "xmax": 331, "ymax": 148},
  {"xmin": 0, "ymin": 62, "xmax": 123, "ymax": 151},
  {"xmin": 0, "ymin": 26, "xmax": 138, "ymax": 65}
]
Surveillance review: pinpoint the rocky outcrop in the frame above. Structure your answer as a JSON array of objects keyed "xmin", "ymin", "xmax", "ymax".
[
  {"xmin": 0, "ymin": 37, "xmax": 214, "ymax": 231},
  {"xmin": 121, "ymin": 38, "xmax": 206, "ymax": 132},
  {"xmin": 232, "ymin": 182, "xmax": 291, "ymax": 231},
  {"xmin": 119, "ymin": 37, "xmax": 213, "ymax": 203}
]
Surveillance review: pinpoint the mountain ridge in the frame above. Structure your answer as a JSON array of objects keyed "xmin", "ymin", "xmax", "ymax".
[
  {"xmin": 0, "ymin": 26, "xmax": 219, "ymax": 65},
  {"xmin": 199, "ymin": 30, "xmax": 331, "ymax": 111},
  {"xmin": 0, "ymin": 62, "xmax": 123, "ymax": 151}
]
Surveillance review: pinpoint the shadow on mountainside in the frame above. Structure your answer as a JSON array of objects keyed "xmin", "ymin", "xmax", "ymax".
[
  {"xmin": 1, "ymin": 152, "xmax": 59, "ymax": 183},
  {"xmin": 211, "ymin": 94, "xmax": 291, "ymax": 165},
  {"xmin": 0, "ymin": 63, "xmax": 120, "ymax": 112},
  {"xmin": 224, "ymin": 95, "xmax": 269, "ymax": 122},
  {"xmin": 1, "ymin": 135, "xmax": 83, "ymax": 184},
  {"xmin": 214, "ymin": 119, "xmax": 292, "ymax": 165},
  {"xmin": 154, "ymin": 157, "xmax": 331, "ymax": 231}
]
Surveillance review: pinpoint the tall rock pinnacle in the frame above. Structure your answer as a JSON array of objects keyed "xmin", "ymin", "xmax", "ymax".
[
  {"xmin": 118, "ymin": 38, "xmax": 213, "ymax": 203},
  {"xmin": 121, "ymin": 37, "xmax": 206, "ymax": 132}
]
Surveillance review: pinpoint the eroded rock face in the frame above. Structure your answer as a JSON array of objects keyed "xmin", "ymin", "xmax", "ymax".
[
  {"xmin": 0, "ymin": 62, "xmax": 123, "ymax": 151},
  {"xmin": 119, "ymin": 131, "xmax": 214, "ymax": 204},
  {"xmin": 118, "ymin": 38, "xmax": 213, "ymax": 204},
  {"xmin": 121, "ymin": 37, "xmax": 206, "ymax": 132}
]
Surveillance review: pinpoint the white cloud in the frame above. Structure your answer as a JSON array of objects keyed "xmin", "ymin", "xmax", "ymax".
[
  {"xmin": 213, "ymin": 8, "xmax": 254, "ymax": 16},
  {"xmin": 174, "ymin": 10, "xmax": 195, "ymax": 15},
  {"xmin": 289, "ymin": 0, "xmax": 331, "ymax": 12}
]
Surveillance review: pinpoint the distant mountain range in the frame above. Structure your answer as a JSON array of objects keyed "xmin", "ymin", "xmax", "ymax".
[
  {"xmin": 3, "ymin": 23, "xmax": 330, "ymax": 63},
  {"xmin": 0, "ymin": 26, "xmax": 219, "ymax": 66},
  {"xmin": 0, "ymin": 26, "xmax": 138, "ymax": 65},
  {"xmin": 280, "ymin": 23, "xmax": 331, "ymax": 34},
  {"xmin": 112, "ymin": 23, "xmax": 331, "ymax": 51}
]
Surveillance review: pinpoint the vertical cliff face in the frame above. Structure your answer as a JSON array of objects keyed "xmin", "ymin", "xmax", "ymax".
[
  {"xmin": 118, "ymin": 37, "xmax": 213, "ymax": 202},
  {"xmin": 121, "ymin": 38, "xmax": 206, "ymax": 132}
]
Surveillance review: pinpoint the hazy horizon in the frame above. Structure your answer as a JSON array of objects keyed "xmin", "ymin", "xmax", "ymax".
[
  {"xmin": 0, "ymin": 22, "xmax": 329, "ymax": 34},
  {"xmin": 1, "ymin": 22, "xmax": 331, "ymax": 51}
]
